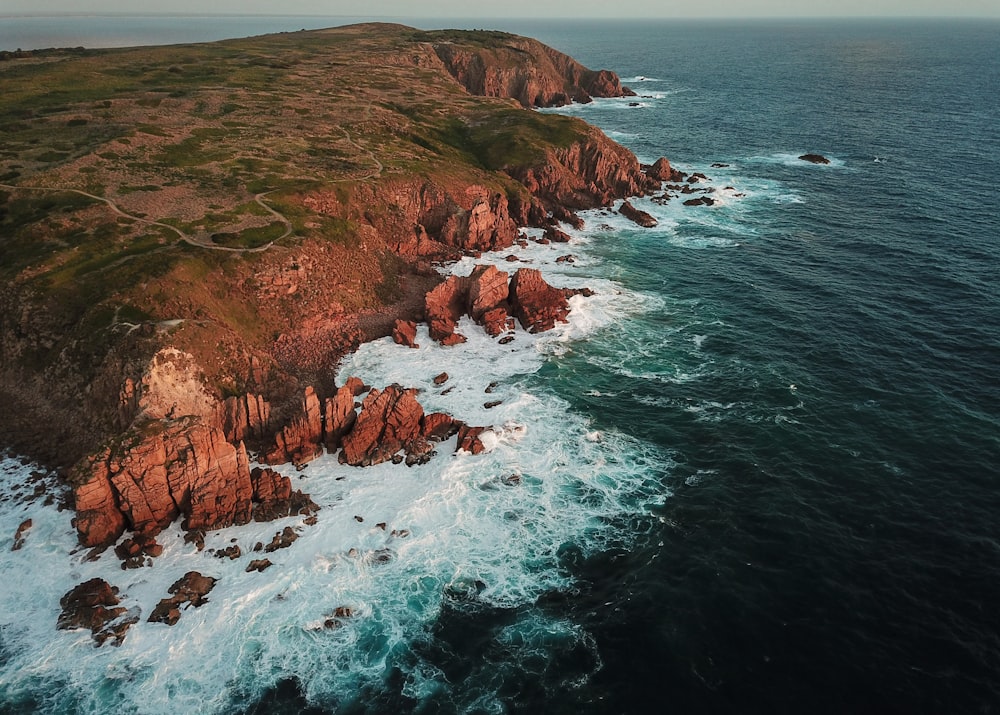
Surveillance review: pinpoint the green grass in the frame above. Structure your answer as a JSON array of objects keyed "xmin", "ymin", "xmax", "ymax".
[
  {"xmin": 210, "ymin": 221, "xmax": 285, "ymax": 249},
  {"xmin": 156, "ymin": 127, "xmax": 232, "ymax": 167}
]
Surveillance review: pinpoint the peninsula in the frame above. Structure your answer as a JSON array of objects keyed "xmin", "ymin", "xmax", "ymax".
[{"xmin": 0, "ymin": 24, "xmax": 676, "ymax": 562}]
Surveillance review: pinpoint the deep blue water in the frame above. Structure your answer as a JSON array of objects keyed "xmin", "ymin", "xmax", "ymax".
[
  {"xmin": 2, "ymin": 16, "xmax": 1000, "ymax": 715},
  {"xmin": 514, "ymin": 18, "xmax": 1000, "ymax": 714}
]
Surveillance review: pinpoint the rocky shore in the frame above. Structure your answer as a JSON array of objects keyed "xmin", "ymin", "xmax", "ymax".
[{"xmin": 0, "ymin": 24, "xmax": 686, "ymax": 637}]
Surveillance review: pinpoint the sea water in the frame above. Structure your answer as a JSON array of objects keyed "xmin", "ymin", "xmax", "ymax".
[{"xmin": 2, "ymin": 17, "xmax": 1000, "ymax": 715}]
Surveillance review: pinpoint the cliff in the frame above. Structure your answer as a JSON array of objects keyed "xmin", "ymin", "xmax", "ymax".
[
  {"xmin": 425, "ymin": 30, "xmax": 636, "ymax": 107},
  {"xmin": 0, "ymin": 23, "xmax": 672, "ymax": 550}
]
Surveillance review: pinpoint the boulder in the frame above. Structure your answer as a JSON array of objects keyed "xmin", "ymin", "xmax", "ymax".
[
  {"xmin": 508, "ymin": 268, "xmax": 571, "ymax": 333},
  {"xmin": 246, "ymin": 559, "xmax": 272, "ymax": 573},
  {"xmin": 544, "ymin": 226, "xmax": 572, "ymax": 243},
  {"xmin": 618, "ymin": 200, "xmax": 658, "ymax": 228},
  {"xmin": 392, "ymin": 319, "xmax": 419, "ymax": 348},
  {"xmin": 422, "ymin": 412, "xmax": 463, "ymax": 442},
  {"xmin": 11, "ymin": 518, "xmax": 31, "ymax": 551},
  {"xmin": 433, "ymin": 372, "xmax": 449, "ymax": 386},
  {"xmin": 148, "ymin": 571, "xmax": 217, "ymax": 626},
  {"xmin": 58, "ymin": 577, "xmax": 137, "ymax": 646},
  {"xmin": 455, "ymin": 425, "xmax": 488, "ymax": 455}
]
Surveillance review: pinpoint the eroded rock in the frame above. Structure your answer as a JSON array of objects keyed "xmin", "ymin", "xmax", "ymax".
[
  {"xmin": 58, "ymin": 578, "xmax": 138, "ymax": 646},
  {"xmin": 618, "ymin": 200, "xmax": 657, "ymax": 228},
  {"xmin": 508, "ymin": 268, "xmax": 571, "ymax": 333},
  {"xmin": 148, "ymin": 571, "xmax": 217, "ymax": 626}
]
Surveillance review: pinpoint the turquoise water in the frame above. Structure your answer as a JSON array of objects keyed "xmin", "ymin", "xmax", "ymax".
[{"xmin": 2, "ymin": 17, "xmax": 999, "ymax": 715}]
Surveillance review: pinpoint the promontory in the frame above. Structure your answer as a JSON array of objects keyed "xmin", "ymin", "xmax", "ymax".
[{"xmin": 0, "ymin": 24, "xmax": 672, "ymax": 552}]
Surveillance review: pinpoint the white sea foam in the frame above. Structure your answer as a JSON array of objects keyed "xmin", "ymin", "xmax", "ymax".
[{"xmin": 748, "ymin": 152, "xmax": 847, "ymax": 168}]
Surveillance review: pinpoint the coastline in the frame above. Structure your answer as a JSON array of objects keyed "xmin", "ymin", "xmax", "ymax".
[{"xmin": 0, "ymin": 22, "xmax": 675, "ymax": 677}]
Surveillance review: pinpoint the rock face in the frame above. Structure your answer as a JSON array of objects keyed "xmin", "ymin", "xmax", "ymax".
[
  {"xmin": 265, "ymin": 386, "xmax": 324, "ymax": 466},
  {"xmin": 71, "ymin": 420, "xmax": 253, "ymax": 548},
  {"xmin": 512, "ymin": 130, "xmax": 658, "ymax": 210},
  {"xmin": 618, "ymin": 200, "xmax": 658, "ymax": 228},
  {"xmin": 216, "ymin": 393, "xmax": 272, "ymax": 445},
  {"xmin": 323, "ymin": 377, "xmax": 366, "ymax": 450},
  {"xmin": 467, "ymin": 264, "xmax": 509, "ymax": 321},
  {"xmin": 508, "ymin": 268, "xmax": 571, "ymax": 333},
  {"xmin": 799, "ymin": 153, "xmax": 830, "ymax": 164},
  {"xmin": 250, "ymin": 467, "xmax": 317, "ymax": 522},
  {"xmin": 440, "ymin": 192, "xmax": 520, "ymax": 252},
  {"xmin": 431, "ymin": 34, "xmax": 635, "ymax": 108},
  {"xmin": 71, "ymin": 416, "xmax": 320, "ymax": 548}
]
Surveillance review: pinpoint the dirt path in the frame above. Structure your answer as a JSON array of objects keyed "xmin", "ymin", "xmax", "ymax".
[{"xmin": 0, "ymin": 183, "xmax": 293, "ymax": 253}]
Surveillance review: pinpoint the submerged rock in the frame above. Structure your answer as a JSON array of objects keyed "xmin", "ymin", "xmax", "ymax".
[
  {"xmin": 148, "ymin": 571, "xmax": 217, "ymax": 626},
  {"xmin": 58, "ymin": 577, "xmax": 138, "ymax": 646},
  {"xmin": 799, "ymin": 153, "xmax": 830, "ymax": 164}
]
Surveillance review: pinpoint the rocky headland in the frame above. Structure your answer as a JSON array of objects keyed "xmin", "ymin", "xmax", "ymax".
[{"xmin": 0, "ymin": 24, "xmax": 679, "ymax": 595}]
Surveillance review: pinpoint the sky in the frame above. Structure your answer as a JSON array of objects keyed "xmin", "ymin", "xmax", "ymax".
[{"xmin": 4, "ymin": 0, "xmax": 999, "ymax": 18}]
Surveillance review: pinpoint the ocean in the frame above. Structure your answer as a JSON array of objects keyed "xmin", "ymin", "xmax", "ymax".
[{"xmin": 2, "ymin": 16, "xmax": 1000, "ymax": 715}]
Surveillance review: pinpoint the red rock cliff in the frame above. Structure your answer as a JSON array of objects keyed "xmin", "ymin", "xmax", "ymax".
[{"xmin": 430, "ymin": 34, "xmax": 636, "ymax": 108}]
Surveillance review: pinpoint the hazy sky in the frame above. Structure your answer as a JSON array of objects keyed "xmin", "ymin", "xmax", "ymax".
[{"xmin": 5, "ymin": 0, "xmax": 999, "ymax": 18}]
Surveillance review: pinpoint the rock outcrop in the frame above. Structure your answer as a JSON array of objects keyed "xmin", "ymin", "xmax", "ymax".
[
  {"xmin": 618, "ymin": 200, "xmax": 658, "ymax": 228},
  {"xmin": 324, "ymin": 377, "xmax": 367, "ymax": 450},
  {"xmin": 646, "ymin": 157, "xmax": 686, "ymax": 183},
  {"xmin": 148, "ymin": 571, "xmax": 216, "ymax": 626},
  {"xmin": 799, "ymin": 153, "xmax": 830, "ymax": 164},
  {"xmin": 264, "ymin": 386, "xmax": 324, "ymax": 466},
  {"xmin": 339, "ymin": 385, "xmax": 426, "ymax": 467},
  {"xmin": 440, "ymin": 191, "xmax": 520, "ymax": 252},
  {"xmin": 58, "ymin": 578, "xmax": 137, "ymax": 646},
  {"xmin": 509, "ymin": 268, "xmax": 571, "ymax": 333},
  {"xmin": 70, "ymin": 417, "xmax": 323, "ymax": 549},
  {"xmin": 511, "ymin": 129, "xmax": 658, "ymax": 210},
  {"xmin": 71, "ymin": 420, "xmax": 255, "ymax": 547}
]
